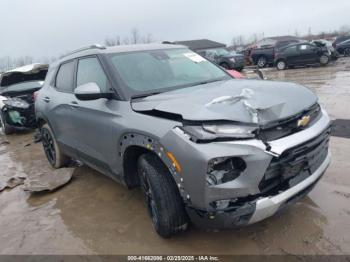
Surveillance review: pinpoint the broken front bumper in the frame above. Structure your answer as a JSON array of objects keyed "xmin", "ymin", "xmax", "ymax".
[
  {"xmin": 187, "ymin": 151, "xmax": 330, "ymax": 228},
  {"xmin": 162, "ymin": 109, "xmax": 331, "ymax": 228},
  {"xmin": 249, "ymin": 151, "xmax": 330, "ymax": 224},
  {"xmin": 1, "ymin": 105, "xmax": 37, "ymax": 130}
]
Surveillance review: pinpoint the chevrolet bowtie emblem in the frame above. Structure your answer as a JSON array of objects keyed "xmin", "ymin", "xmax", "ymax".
[{"xmin": 297, "ymin": 115, "xmax": 311, "ymax": 127}]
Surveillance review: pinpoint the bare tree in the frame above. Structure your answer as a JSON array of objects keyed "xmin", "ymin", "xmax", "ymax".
[
  {"xmin": 294, "ymin": 29, "xmax": 299, "ymax": 37},
  {"xmin": 131, "ymin": 28, "xmax": 140, "ymax": 44},
  {"xmin": 141, "ymin": 33, "xmax": 154, "ymax": 44},
  {"xmin": 339, "ymin": 25, "xmax": 350, "ymax": 35}
]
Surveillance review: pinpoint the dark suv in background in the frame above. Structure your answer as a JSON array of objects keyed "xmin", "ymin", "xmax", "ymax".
[
  {"xmin": 250, "ymin": 39, "xmax": 300, "ymax": 68},
  {"xmin": 173, "ymin": 39, "xmax": 245, "ymax": 71},
  {"xmin": 335, "ymin": 38, "xmax": 350, "ymax": 56},
  {"xmin": 274, "ymin": 42, "xmax": 330, "ymax": 70},
  {"xmin": 196, "ymin": 48, "xmax": 245, "ymax": 71}
]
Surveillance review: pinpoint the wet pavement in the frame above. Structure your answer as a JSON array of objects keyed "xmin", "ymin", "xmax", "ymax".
[{"xmin": 1, "ymin": 58, "xmax": 350, "ymax": 255}]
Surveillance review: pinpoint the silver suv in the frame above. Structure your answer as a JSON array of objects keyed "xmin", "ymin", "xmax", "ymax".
[{"xmin": 36, "ymin": 44, "xmax": 331, "ymax": 238}]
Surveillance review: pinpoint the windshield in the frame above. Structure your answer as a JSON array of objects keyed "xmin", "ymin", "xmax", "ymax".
[{"xmin": 108, "ymin": 48, "xmax": 229, "ymax": 98}]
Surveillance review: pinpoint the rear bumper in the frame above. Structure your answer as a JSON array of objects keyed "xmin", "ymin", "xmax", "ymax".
[{"xmin": 187, "ymin": 150, "xmax": 330, "ymax": 228}]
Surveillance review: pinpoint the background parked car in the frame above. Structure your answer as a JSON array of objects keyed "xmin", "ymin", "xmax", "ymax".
[
  {"xmin": 311, "ymin": 39, "xmax": 339, "ymax": 60},
  {"xmin": 335, "ymin": 39, "xmax": 350, "ymax": 56},
  {"xmin": 197, "ymin": 48, "xmax": 245, "ymax": 71},
  {"xmin": 332, "ymin": 35, "xmax": 350, "ymax": 49},
  {"xmin": 0, "ymin": 63, "xmax": 48, "ymax": 134},
  {"xmin": 250, "ymin": 38, "xmax": 300, "ymax": 68},
  {"xmin": 174, "ymin": 39, "xmax": 245, "ymax": 71},
  {"xmin": 274, "ymin": 42, "xmax": 330, "ymax": 70}
]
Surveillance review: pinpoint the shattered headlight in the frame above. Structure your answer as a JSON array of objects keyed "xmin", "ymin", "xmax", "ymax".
[
  {"xmin": 203, "ymin": 124, "xmax": 257, "ymax": 138},
  {"xmin": 180, "ymin": 124, "xmax": 257, "ymax": 142},
  {"xmin": 3, "ymin": 98, "xmax": 30, "ymax": 109}
]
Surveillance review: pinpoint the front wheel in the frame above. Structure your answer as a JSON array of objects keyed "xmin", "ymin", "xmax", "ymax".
[
  {"xmin": 257, "ymin": 56, "xmax": 267, "ymax": 68},
  {"xmin": 276, "ymin": 60, "xmax": 287, "ymax": 70},
  {"xmin": 41, "ymin": 123, "xmax": 69, "ymax": 168},
  {"xmin": 138, "ymin": 153, "xmax": 188, "ymax": 238},
  {"xmin": 320, "ymin": 55, "xmax": 330, "ymax": 66},
  {"xmin": 344, "ymin": 48, "xmax": 350, "ymax": 57}
]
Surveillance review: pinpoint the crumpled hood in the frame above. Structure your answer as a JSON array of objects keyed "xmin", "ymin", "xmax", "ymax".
[
  {"xmin": 0, "ymin": 63, "xmax": 48, "ymax": 87},
  {"xmin": 131, "ymin": 79, "xmax": 317, "ymax": 125}
]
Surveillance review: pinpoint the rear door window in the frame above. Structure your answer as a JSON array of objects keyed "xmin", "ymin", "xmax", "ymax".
[
  {"xmin": 283, "ymin": 45, "xmax": 297, "ymax": 55},
  {"xmin": 55, "ymin": 61, "xmax": 75, "ymax": 93},
  {"xmin": 76, "ymin": 57, "xmax": 109, "ymax": 92},
  {"xmin": 299, "ymin": 44, "xmax": 311, "ymax": 52}
]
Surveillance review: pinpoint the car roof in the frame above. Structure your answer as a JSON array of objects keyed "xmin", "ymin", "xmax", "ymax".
[{"xmin": 54, "ymin": 43, "xmax": 186, "ymax": 66}]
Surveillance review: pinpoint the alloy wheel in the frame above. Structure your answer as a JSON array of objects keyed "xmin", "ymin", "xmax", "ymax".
[
  {"xmin": 345, "ymin": 48, "xmax": 350, "ymax": 57},
  {"xmin": 140, "ymin": 170, "xmax": 159, "ymax": 227},
  {"xmin": 257, "ymin": 57, "xmax": 267, "ymax": 68},
  {"xmin": 41, "ymin": 128, "xmax": 56, "ymax": 165},
  {"xmin": 277, "ymin": 61, "xmax": 286, "ymax": 70},
  {"xmin": 320, "ymin": 55, "xmax": 329, "ymax": 64}
]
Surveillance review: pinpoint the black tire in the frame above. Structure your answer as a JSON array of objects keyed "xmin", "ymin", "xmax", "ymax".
[
  {"xmin": 0, "ymin": 111, "xmax": 14, "ymax": 135},
  {"xmin": 257, "ymin": 56, "xmax": 267, "ymax": 68},
  {"xmin": 276, "ymin": 60, "xmax": 287, "ymax": 70},
  {"xmin": 41, "ymin": 123, "xmax": 69, "ymax": 168},
  {"xmin": 220, "ymin": 62, "xmax": 230, "ymax": 69},
  {"xmin": 235, "ymin": 67, "xmax": 244, "ymax": 72},
  {"xmin": 344, "ymin": 48, "xmax": 350, "ymax": 57},
  {"xmin": 320, "ymin": 55, "xmax": 330, "ymax": 66},
  {"xmin": 137, "ymin": 153, "xmax": 188, "ymax": 238}
]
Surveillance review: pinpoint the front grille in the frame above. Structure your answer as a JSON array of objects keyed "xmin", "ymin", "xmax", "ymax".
[
  {"xmin": 259, "ymin": 126, "xmax": 330, "ymax": 195},
  {"xmin": 259, "ymin": 103, "xmax": 322, "ymax": 141}
]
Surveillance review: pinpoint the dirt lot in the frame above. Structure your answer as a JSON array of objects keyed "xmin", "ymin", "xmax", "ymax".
[{"xmin": 0, "ymin": 58, "xmax": 350, "ymax": 255}]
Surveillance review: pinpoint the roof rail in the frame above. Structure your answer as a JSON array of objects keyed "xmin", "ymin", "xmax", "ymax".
[{"xmin": 64, "ymin": 44, "xmax": 106, "ymax": 57}]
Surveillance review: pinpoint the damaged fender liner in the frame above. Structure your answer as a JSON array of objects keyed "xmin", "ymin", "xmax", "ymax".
[
  {"xmin": 186, "ymin": 202, "xmax": 256, "ymax": 229},
  {"xmin": 118, "ymin": 132, "xmax": 189, "ymax": 200}
]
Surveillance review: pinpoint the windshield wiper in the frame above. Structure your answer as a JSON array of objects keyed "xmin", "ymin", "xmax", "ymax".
[
  {"xmin": 187, "ymin": 77, "xmax": 228, "ymax": 87},
  {"xmin": 131, "ymin": 92, "xmax": 161, "ymax": 100}
]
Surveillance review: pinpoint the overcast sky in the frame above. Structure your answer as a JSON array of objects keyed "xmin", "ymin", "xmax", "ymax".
[{"xmin": 1, "ymin": 0, "xmax": 349, "ymax": 58}]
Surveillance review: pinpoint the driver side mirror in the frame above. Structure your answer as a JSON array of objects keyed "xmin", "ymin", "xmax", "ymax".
[{"xmin": 74, "ymin": 82, "xmax": 112, "ymax": 101}]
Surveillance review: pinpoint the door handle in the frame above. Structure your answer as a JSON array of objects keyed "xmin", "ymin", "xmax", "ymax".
[
  {"xmin": 42, "ymin": 97, "xmax": 51, "ymax": 103},
  {"xmin": 70, "ymin": 101, "xmax": 79, "ymax": 108}
]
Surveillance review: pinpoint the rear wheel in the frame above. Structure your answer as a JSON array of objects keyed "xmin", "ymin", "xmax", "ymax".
[
  {"xmin": 41, "ymin": 123, "xmax": 69, "ymax": 168},
  {"xmin": 137, "ymin": 153, "xmax": 188, "ymax": 238},
  {"xmin": 320, "ymin": 55, "xmax": 330, "ymax": 65},
  {"xmin": 344, "ymin": 48, "xmax": 350, "ymax": 57},
  {"xmin": 0, "ymin": 111, "xmax": 14, "ymax": 135},
  {"xmin": 257, "ymin": 56, "xmax": 267, "ymax": 68},
  {"xmin": 276, "ymin": 60, "xmax": 287, "ymax": 70}
]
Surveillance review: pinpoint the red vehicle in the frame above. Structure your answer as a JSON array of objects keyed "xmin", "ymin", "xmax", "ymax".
[{"xmin": 225, "ymin": 69, "xmax": 243, "ymax": 79}]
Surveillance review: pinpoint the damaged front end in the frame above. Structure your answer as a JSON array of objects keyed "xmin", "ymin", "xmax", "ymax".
[
  {"xmin": 0, "ymin": 64, "xmax": 48, "ymax": 133},
  {"xmin": 1, "ymin": 94, "xmax": 37, "ymax": 130},
  {"xmin": 132, "ymin": 79, "xmax": 331, "ymax": 228}
]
